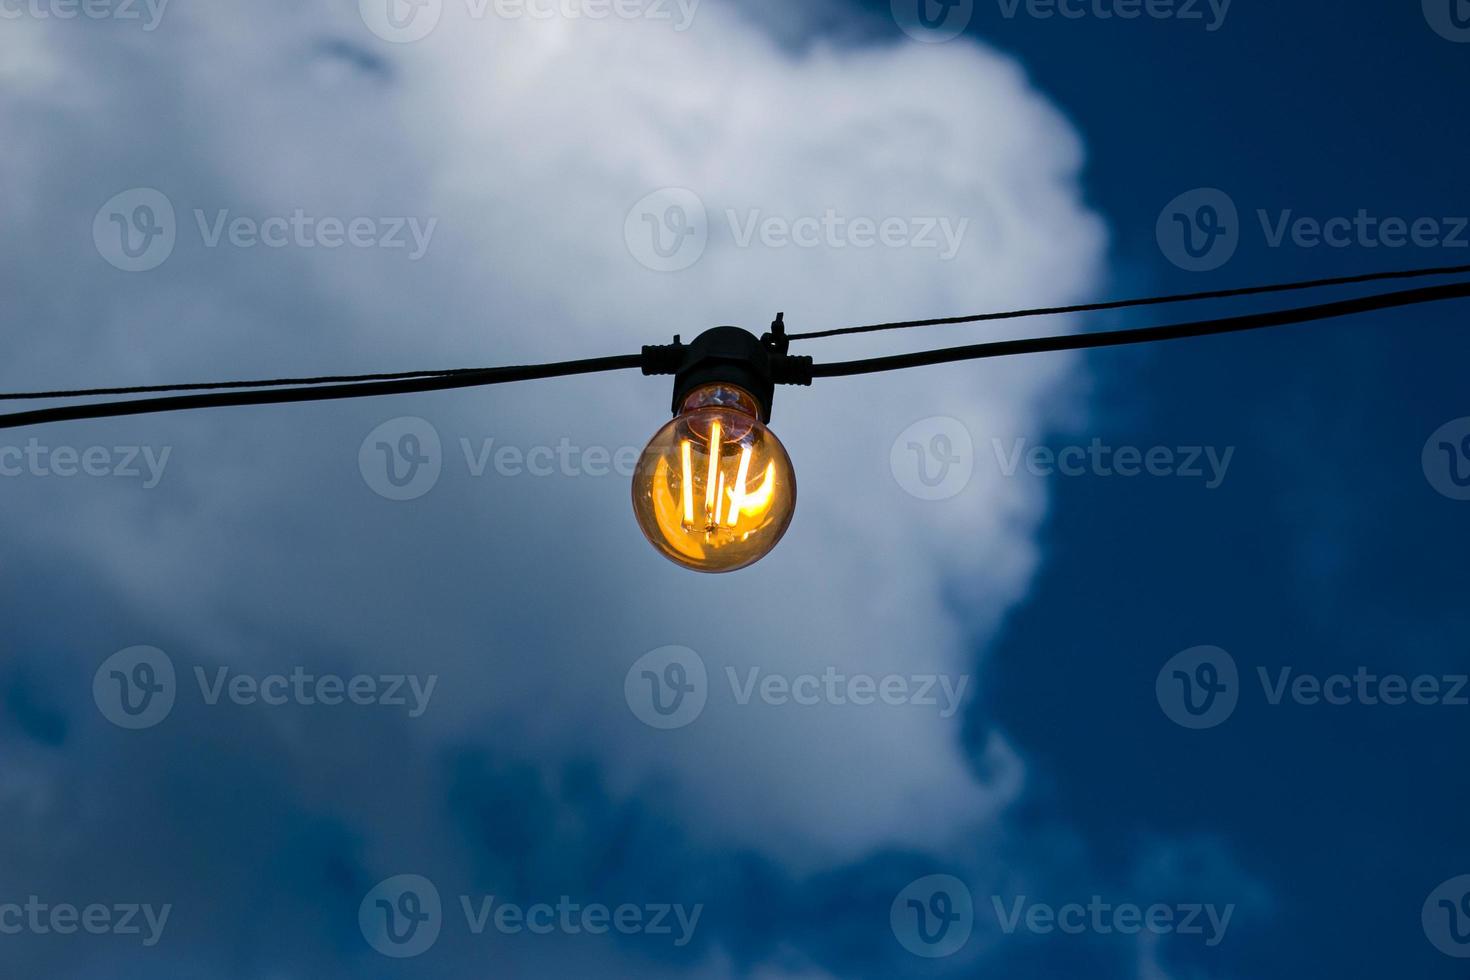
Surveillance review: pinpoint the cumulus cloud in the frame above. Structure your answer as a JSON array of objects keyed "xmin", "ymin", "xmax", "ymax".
[{"xmin": 0, "ymin": 0, "xmax": 1188, "ymax": 974}]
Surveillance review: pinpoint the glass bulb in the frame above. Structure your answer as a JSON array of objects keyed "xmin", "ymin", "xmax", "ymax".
[{"xmin": 632, "ymin": 384, "xmax": 797, "ymax": 573}]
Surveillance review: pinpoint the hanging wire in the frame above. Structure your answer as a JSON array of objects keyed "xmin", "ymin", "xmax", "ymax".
[
  {"xmin": 1, "ymin": 268, "xmax": 1467, "ymax": 431},
  {"xmin": 0, "ymin": 367, "xmax": 486, "ymax": 402},
  {"xmin": 0, "ymin": 356, "xmax": 643, "ymax": 431},
  {"xmin": 792, "ymin": 261, "xmax": 1470, "ymax": 341},
  {"xmin": 809, "ymin": 279, "xmax": 1470, "ymax": 378}
]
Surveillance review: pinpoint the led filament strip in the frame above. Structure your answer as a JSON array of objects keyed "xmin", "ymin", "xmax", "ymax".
[{"xmin": 3, "ymin": 266, "xmax": 1470, "ymax": 571}]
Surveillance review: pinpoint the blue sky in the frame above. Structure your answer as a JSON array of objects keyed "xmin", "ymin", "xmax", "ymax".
[{"xmin": 1, "ymin": 0, "xmax": 1467, "ymax": 977}]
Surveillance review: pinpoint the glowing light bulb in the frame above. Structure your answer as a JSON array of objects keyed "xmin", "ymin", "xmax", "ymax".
[{"xmin": 632, "ymin": 383, "xmax": 797, "ymax": 573}]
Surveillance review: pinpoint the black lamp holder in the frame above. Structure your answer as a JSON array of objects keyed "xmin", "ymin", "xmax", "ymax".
[{"xmin": 640, "ymin": 314, "xmax": 813, "ymax": 424}]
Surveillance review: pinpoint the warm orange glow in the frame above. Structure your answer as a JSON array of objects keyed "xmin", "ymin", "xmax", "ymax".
[
  {"xmin": 736, "ymin": 460, "xmax": 775, "ymax": 517},
  {"xmin": 632, "ymin": 385, "xmax": 797, "ymax": 573},
  {"xmin": 726, "ymin": 446, "xmax": 753, "ymax": 527},
  {"xmin": 680, "ymin": 439, "xmax": 694, "ymax": 525}
]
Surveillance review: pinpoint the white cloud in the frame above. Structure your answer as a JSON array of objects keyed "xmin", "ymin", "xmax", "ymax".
[{"xmin": 0, "ymin": 0, "xmax": 1104, "ymax": 875}]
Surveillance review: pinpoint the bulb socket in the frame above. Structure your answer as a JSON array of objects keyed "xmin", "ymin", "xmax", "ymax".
[{"xmin": 641, "ymin": 322, "xmax": 812, "ymax": 424}]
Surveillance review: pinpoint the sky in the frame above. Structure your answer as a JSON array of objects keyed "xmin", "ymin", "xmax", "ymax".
[{"xmin": 0, "ymin": 0, "xmax": 1467, "ymax": 977}]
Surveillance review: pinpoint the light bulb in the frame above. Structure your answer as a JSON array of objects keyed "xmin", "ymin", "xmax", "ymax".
[{"xmin": 632, "ymin": 383, "xmax": 797, "ymax": 573}]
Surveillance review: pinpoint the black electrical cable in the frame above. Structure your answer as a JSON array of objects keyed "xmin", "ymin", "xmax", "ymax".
[
  {"xmin": 0, "ymin": 355, "xmax": 643, "ymax": 431},
  {"xmin": 0, "ymin": 366, "xmax": 489, "ymax": 401},
  {"xmin": 2, "ymin": 277, "xmax": 1468, "ymax": 432},
  {"xmin": 9, "ymin": 263, "xmax": 1468, "ymax": 405},
  {"xmin": 792, "ymin": 261, "xmax": 1470, "ymax": 341},
  {"xmin": 810, "ymin": 279, "xmax": 1470, "ymax": 378}
]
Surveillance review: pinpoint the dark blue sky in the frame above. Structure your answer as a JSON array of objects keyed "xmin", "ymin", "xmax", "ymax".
[{"xmin": 931, "ymin": 1, "xmax": 1470, "ymax": 976}]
